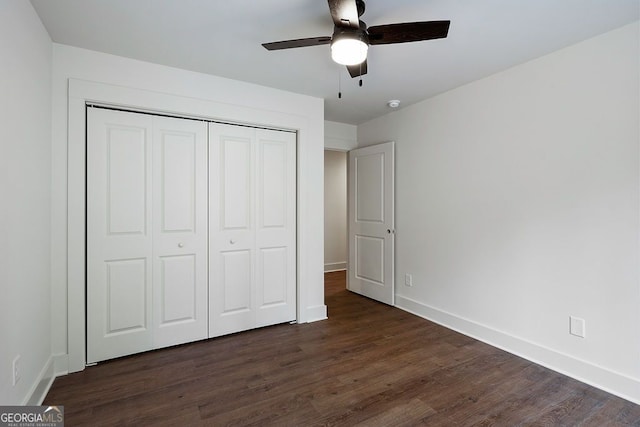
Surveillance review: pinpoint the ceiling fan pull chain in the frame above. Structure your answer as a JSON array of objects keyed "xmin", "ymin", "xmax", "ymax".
[
  {"xmin": 338, "ymin": 69, "xmax": 342, "ymax": 99},
  {"xmin": 359, "ymin": 62, "xmax": 363, "ymax": 87}
]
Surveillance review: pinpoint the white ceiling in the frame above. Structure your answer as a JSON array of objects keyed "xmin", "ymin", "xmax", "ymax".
[{"xmin": 30, "ymin": 0, "xmax": 639, "ymax": 125}]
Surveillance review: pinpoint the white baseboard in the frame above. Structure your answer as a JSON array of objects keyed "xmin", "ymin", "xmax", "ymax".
[
  {"xmin": 396, "ymin": 294, "xmax": 640, "ymax": 405},
  {"xmin": 24, "ymin": 356, "xmax": 55, "ymax": 406},
  {"xmin": 53, "ymin": 353, "xmax": 69, "ymax": 377},
  {"xmin": 305, "ymin": 304, "xmax": 328, "ymax": 323},
  {"xmin": 324, "ymin": 262, "xmax": 346, "ymax": 273}
]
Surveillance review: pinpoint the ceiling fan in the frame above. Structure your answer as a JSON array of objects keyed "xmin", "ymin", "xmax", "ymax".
[{"xmin": 262, "ymin": 0, "xmax": 450, "ymax": 78}]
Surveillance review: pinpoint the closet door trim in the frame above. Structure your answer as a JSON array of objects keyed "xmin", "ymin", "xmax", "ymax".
[{"xmin": 67, "ymin": 78, "xmax": 322, "ymax": 373}]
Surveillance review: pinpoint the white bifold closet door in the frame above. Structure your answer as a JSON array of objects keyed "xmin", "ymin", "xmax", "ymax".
[
  {"xmin": 87, "ymin": 108, "xmax": 208, "ymax": 363},
  {"xmin": 208, "ymin": 123, "xmax": 297, "ymax": 337}
]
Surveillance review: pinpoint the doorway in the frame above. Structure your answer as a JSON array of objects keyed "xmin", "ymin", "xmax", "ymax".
[{"xmin": 324, "ymin": 150, "xmax": 348, "ymax": 273}]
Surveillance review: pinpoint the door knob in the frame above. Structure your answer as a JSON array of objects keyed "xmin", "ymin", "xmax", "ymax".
[
  {"xmin": 178, "ymin": 243, "xmax": 184, "ymax": 248},
  {"xmin": 230, "ymin": 239, "xmax": 236, "ymax": 244}
]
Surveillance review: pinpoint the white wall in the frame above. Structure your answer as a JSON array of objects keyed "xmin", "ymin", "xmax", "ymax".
[
  {"xmin": 358, "ymin": 22, "xmax": 640, "ymax": 403},
  {"xmin": 51, "ymin": 44, "xmax": 326, "ymax": 373},
  {"xmin": 325, "ymin": 121, "xmax": 357, "ymax": 151},
  {"xmin": 0, "ymin": 2, "xmax": 53, "ymax": 405},
  {"xmin": 324, "ymin": 150, "xmax": 347, "ymax": 271}
]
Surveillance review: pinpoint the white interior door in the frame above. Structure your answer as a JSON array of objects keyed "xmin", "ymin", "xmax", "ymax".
[
  {"xmin": 255, "ymin": 129, "xmax": 297, "ymax": 327},
  {"xmin": 209, "ymin": 124, "xmax": 256, "ymax": 335},
  {"xmin": 348, "ymin": 141, "xmax": 395, "ymax": 305},
  {"xmin": 151, "ymin": 116, "xmax": 208, "ymax": 348},
  {"xmin": 209, "ymin": 123, "xmax": 296, "ymax": 337},
  {"xmin": 87, "ymin": 108, "xmax": 208, "ymax": 363},
  {"xmin": 87, "ymin": 108, "xmax": 154, "ymax": 363}
]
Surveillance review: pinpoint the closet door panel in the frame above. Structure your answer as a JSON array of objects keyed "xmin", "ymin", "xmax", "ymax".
[
  {"xmin": 222, "ymin": 138, "xmax": 252, "ymax": 230},
  {"xmin": 255, "ymin": 130, "xmax": 297, "ymax": 326},
  {"xmin": 209, "ymin": 124, "xmax": 256, "ymax": 337},
  {"xmin": 258, "ymin": 247, "xmax": 287, "ymax": 304},
  {"xmin": 152, "ymin": 117, "xmax": 208, "ymax": 348},
  {"xmin": 159, "ymin": 255, "xmax": 197, "ymax": 321},
  {"xmin": 260, "ymin": 141, "xmax": 287, "ymax": 228},
  {"xmin": 161, "ymin": 134, "xmax": 196, "ymax": 231},
  {"xmin": 221, "ymin": 250, "xmax": 252, "ymax": 313},
  {"xmin": 107, "ymin": 133, "xmax": 147, "ymax": 234},
  {"xmin": 105, "ymin": 259, "xmax": 148, "ymax": 333},
  {"xmin": 87, "ymin": 108, "xmax": 154, "ymax": 363}
]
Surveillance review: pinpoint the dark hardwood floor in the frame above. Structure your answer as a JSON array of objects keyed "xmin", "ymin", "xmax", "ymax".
[{"xmin": 45, "ymin": 271, "xmax": 640, "ymax": 426}]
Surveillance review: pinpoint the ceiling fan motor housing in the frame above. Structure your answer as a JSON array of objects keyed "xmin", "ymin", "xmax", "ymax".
[{"xmin": 332, "ymin": 22, "xmax": 370, "ymax": 47}]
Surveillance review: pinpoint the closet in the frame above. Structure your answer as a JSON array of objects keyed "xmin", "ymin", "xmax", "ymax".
[{"xmin": 86, "ymin": 107, "xmax": 296, "ymax": 364}]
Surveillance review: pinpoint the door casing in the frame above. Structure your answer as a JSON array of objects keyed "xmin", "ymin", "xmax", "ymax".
[{"xmin": 65, "ymin": 79, "xmax": 323, "ymax": 373}]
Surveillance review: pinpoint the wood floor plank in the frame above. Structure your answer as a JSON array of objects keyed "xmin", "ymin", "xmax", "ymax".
[{"xmin": 44, "ymin": 271, "xmax": 640, "ymax": 426}]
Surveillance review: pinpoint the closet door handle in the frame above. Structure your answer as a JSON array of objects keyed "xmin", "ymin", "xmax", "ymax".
[
  {"xmin": 230, "ymin": 239, "xmax": 236, "ymax": 245},
  {"xmin": 178, "ymin": 243, "xmax": 184, "ymax": 248}
]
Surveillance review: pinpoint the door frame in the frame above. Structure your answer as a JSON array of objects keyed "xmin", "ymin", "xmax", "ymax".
[{"xmin": 66, "ymin": 79, "xmax": 321, "ymax": 373}]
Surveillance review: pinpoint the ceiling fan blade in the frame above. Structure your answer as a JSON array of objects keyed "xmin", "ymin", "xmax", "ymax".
[
  {"xmin": 327, "ymin": 0, "xmax": 360, "ymax": 29},
  {"xmin": 368, "ymin": 21, "xmax": 450, "ymax": 45},
  {"xmin": 347, "ymin": 60, "xmax": 367, "ymax": 78},
  {"xmin": 262, "ymin": 36, "xmax": 332, "ymax": 51}
]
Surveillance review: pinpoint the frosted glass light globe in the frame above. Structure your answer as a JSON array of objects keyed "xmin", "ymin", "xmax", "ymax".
[{"xmin": 331, "ymin": 38, "xmax": 368, "ymax": 66}]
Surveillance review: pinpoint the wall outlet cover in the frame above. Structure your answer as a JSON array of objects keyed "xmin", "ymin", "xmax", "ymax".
[
  {"xmin": 569, "ymin": 316, "xmax": 586, "ymax": 338},
  {"xmin": 405, "ymin": 274, "xmax": 413, "ymax": 287}
]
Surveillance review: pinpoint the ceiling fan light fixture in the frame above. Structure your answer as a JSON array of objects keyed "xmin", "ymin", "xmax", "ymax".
[
  {"xmin": 331, "ymin": 35, "xmax": 368, "ymax": 66},
  {"xmin": 262, "ymin": 0, "xmax": 451, "ymax": 80}
]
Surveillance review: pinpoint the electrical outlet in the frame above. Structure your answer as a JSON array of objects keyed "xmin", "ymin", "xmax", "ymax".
[
  {"xmin": 569, "ymin": 316, "xmax": 586, "ymax": 338},
  {"xmin": 405, "ymin": 274, "xmax": 413, "ymax": 287},
  {"xmin": 12, "ymin": 355, "xmax": 20, "ymax": 386}
]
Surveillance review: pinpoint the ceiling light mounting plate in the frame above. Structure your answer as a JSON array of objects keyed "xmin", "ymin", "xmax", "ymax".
[{"xmin": 387, "ymin": 99, "xmax": 401, "ymax": 108}]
